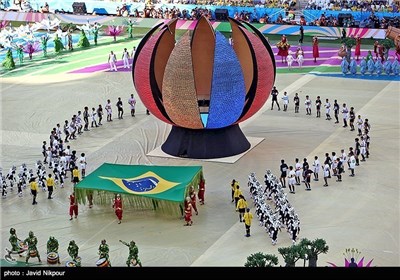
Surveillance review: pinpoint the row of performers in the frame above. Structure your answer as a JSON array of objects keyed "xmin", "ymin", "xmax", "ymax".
[
  {"xmin": 5, "ymin": 228, "xmax": 142, "ymax": 267},
  {"xmin": 277, "ymin": 34, "xmax": 400, "ymax": 64},
  {"xmin": 276, "ymin": 35, "xmax": 320, "ymax": 63}
]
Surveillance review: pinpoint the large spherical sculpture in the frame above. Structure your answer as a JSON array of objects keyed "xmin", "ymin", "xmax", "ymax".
[{"xmin": 132, "ymin": 16, "xmax": 276, "ymax": 159}]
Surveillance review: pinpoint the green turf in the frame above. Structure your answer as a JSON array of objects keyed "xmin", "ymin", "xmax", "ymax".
[
  {"xmin": 277, "ymin": 67, "xmax": 318, "ymax": 74},
  {"xmin": 311, "ymin": 66, "xmax": 342, "ymax": 73},
  {"xmin": 34, "ymin": 39, "xmax": 142, "ymax": 75},
  {"xmin": 1, "ymin": 37, "xmax": 142, "ymax": 77},
  {"xmin": 1, "ymin": 258, "xmax": 42, "ymax": 267}
]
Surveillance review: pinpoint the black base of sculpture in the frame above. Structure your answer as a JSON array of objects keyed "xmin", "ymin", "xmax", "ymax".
[{"xmin": 161, "ymin": 124, "xmax": 251, "ymax": 159}]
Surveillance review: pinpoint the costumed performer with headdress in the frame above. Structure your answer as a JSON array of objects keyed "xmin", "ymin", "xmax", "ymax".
[{"xmin": 276, "ymin": 35, "xmax": 290, "ymax": 63}]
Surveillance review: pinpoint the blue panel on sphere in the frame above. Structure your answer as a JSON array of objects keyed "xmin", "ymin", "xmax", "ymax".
[
  {"xmin": 206, "ymin": 32, "xmax": 246, "ymax": 129},
  {"xmin": 200, "ymin": 113, "xmax": 209, "ymax": 127}
]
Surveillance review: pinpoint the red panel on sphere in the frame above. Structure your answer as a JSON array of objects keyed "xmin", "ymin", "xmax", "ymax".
[
  {"xmin": 237, "ymin": 27, "xmax": 274, "ymax": 123},
  {"xmin": 134, "ymin": 30, "xmax": 174, "ymax": 125}
]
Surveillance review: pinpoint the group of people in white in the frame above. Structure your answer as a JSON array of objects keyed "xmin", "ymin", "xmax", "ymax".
[
  {"xmin": 241, "ymin": 90, "xmax": 373, "ymax": 245},
  {"xmin": 108, "ymin": 46, "xmax": 136, "ymax": 72},
  {"xmin": 248, "ymin": 171, "xmax": 301, "ymax": 246},
  {"xmin": 1, "ymin": 142, "xmax": 87, "ymax": 202},
  {"xmin": 274, "ymin": 89, "xmax": 372, "ymax": 192},
  {"xmin": 1, "ymin": 93, "xmax": 139, "ymax": 201},
  {"xmin": 286, "ymin": 49, "xmax": 305, "ymax": 69}
]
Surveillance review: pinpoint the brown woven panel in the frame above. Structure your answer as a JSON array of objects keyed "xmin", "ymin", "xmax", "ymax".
[
  {"xmin": 162, "ymin": 32, "xmax": 204, "ymax": 129},
  {"xmin": 229, "ymin": 19, "xmax": 253, "ymax": 95},
  {"xmin": 191, "ymin": 16, "xmax": 214, "ymax": 101},
  {"xmin": 154, "ymin": 19, "xmax": 177, "ymax": 92}
]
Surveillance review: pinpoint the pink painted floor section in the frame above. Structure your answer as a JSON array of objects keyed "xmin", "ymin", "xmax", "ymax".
[
  {"xmin": 69, "ymin": 59, "xmax": 134, "ymax": 74},
  {"xmin": 69, "ymin": 46, "xmax": 395, "ymax": 74}
]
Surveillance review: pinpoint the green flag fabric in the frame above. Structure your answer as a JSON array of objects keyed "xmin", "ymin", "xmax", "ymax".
[{"xmin": 75, "ymin": 163, "xmax": 203, "ymax": 217}]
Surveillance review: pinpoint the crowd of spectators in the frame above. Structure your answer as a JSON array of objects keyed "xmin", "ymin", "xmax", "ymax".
[
  {"xmin": 361, "ymin": 10, "xmax": 399, "ymax": 27},
  {"xmin": 135, "ymin": 1, "xmax": 297, "ymax": 22},
  {"xmin": 158, "ymin": 0, "xmax": 297, "ymax": 8},
  {"xmin": 305, "ymin": 0, "xmax": 399, "ymax": 13},
  {"xmin": 139, "ymin": 5, "xmax": 213, "ymax": 19},
  {"xmin": 1, "ymin": 0, "xmax": 399, "ymax": 29},
  {"xmin": 308, "ymin": 10, "xmax": 399, "ymax": 28},
  {"xmin": 2, "ymin": 0, "xmax": 33, "ymax": 12},
  {"xmin": 1, "ymin": 0, "xmax": 51, "ymax": 13}
]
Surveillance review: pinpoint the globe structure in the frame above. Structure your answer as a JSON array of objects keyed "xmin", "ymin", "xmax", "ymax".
[{"xmin": 132, "ymin": 16, "xmax": 276, "ymax": 159}]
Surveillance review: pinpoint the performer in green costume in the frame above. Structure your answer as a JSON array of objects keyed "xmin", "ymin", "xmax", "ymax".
[
  {"xmin": 16, "ymin": 45, "xmax": 24, "ymax": 64},
  {"xmin": 24, "ymin": 231, "xmax": 41, "ymax": 263},
  {"xmin": 47, "ymin": 236, "xmax": 61, "ymax": 264},
  {"xmin": 41, "ymin": 35, "xmax": 49, "ymax": 57},
  {"xmin": 119, "ymin": 240, "xmax": 142, "ymax": 267},
  {"xmin": 54, "ymin": 33, "xmax": 64, "ymax": 53},
  {"xmin": 9, "ymin": 228, "xmax": 20, "ymax": 252},
  {"xmin": 2, "ymin": 49, "xmax": 15, "ymax": 70},
  {"xmin": 93, "ymin": 23, "xmax": 99, "ymax": 45},
  {"xmin": 67, "ymin": 240, "xmax": 81, "ymax": 266},
  {"xmin": 98, "ymin": 239, "xmax": 111, "ymax": 267},
  {"xmin": 127, "ymin": 19, "xmax": 134, "ymax": 39}
]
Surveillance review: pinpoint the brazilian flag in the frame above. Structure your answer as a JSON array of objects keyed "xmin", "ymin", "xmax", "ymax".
[{"xmin": 75, "ymin": 163, "xmax": 203, "ymax": 216}]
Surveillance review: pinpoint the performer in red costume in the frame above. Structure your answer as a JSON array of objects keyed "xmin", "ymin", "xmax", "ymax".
[
  {"xmin": 373, "ymin": 40, "xmax": 379, "ymax": 59},
  {"xmin": 113, "ymin": 194, "xmax": 123, "ymax": 224},
  {"xmin": 354, "ymin": 36, "xmax": 361, "ymax": 61},
  {"xmin": 184, "ymin": 197, "xmax": 193, "ymax": 226},
  {"xmin": 189, "ymin": 186, "xmax": 198, "ymax": 215},
  {"xmin": 377, "ymin": 42, "xmax": 384, "ymax": 62},
  {"xmin": 312, "ymin": 36, "xmax": 320, "ymax": 62},
  {"xmin": 69, "ymin": 192, "xmax": 78, "ymax": 220},
  {"xmin": 276, "ymin": 35, "xmax": 290, "ymax": 63},
  {"xmin": 197, "ymin": 178, "xmax": 205, "ymax": 205}
]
